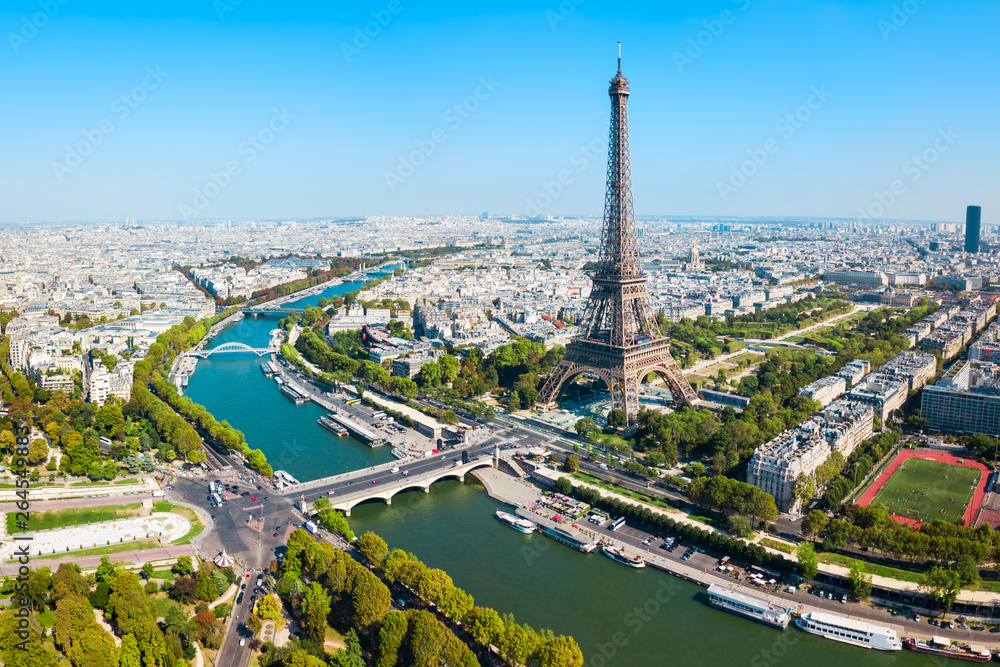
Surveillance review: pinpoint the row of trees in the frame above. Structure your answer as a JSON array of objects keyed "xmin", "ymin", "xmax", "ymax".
[
  {"xmin": 687, "ymin": 475, "xmax": 780, "ymax": 528},
  {"xmin": 282, "ymin": 529, "xmax": 480, "ymax": 667},
  {"xmin": 568, "ymin": 482, "xmax": 792, "ymax": 573},
  {"xmin": 821, "ymin": 428, "xmax": 902, "ymax": 506},
  {"xmin": 801, "ymin": 501, "xmax": 1000, "ymax": 565}
]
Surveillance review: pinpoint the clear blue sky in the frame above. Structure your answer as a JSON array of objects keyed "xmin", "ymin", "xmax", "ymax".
[{"xmin": 1, "ymin": 0, "xmax": 997, "ymax": 224}]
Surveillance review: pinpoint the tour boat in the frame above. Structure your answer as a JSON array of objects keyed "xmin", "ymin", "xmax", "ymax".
[
  {"xmin": 601, "ymin": 545, "xmax": 646, "ymax": 569},
  {"xmin": 904, "ymin": 637, "xmax": 991, "ymax": 662},
  {"xmin": 795, "ymin": 611, "xmax": 901, "ymax": 651},
  {"xmin": 495, "ymin": 510, "xmax": 536, "ymax": 534},
  {"xmin": 317, "ymin": 415, "xmax": 349, "ymax": 436},
  {"xmin": 706, "ymin": 583, "xmax": 790, "ymax": 630}
]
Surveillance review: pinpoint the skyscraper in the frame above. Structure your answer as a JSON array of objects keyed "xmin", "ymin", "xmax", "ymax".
[
  {"xmin": 536, "ymin": 47, "xmax": 697, "ymax": 422},
  {"xmin": 966, "ymin": 205, "xmax": 982, "ymax": 253}
]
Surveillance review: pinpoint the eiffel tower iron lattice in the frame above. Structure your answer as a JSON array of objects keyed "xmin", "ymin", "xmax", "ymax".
[{"xmin": 536, "ymin": 47, "xmax": 698, "ymax": 423}]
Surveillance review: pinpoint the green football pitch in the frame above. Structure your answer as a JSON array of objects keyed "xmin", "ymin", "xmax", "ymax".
[{"xmin": 869, "ymin": 458, "xmax": 981, "ymax": 523}]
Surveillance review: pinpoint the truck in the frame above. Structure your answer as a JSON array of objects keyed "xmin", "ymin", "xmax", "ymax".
[
  {"xmin": 305, "ymin": 521, "xmax": 319, "ymax": 534},
  {"xmin": 152, "ymin": 491, "xmax": 165, "ymax": 498}
]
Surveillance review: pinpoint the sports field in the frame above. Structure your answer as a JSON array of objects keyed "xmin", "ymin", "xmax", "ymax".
[{"xmin": 870, "ymin": 457, "xmax": 981, "ymax": 524}]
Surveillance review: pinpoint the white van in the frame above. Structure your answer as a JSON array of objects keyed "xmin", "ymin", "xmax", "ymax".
[{"xmin": 390, "ymin": 466, "xmax": 400, "ymax": 473}]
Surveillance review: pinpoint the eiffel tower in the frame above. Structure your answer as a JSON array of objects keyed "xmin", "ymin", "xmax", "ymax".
[{"xmin": 536, "ymin": 46, "xmax": 698, "ymax": 423}]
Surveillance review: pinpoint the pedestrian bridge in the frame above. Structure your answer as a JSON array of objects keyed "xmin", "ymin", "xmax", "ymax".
[
  {"xmin": 188, "ymin": 342, "xmax": 273, "ymax": 358},
  {"xmin": 323, "ymin": 458, "xmax": 495, "ymax": 516}
]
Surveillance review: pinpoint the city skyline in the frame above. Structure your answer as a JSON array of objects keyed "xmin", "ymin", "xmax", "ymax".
[{"xmin": 2, "ymin": 1, "xmax": 997, "ymax": 225}]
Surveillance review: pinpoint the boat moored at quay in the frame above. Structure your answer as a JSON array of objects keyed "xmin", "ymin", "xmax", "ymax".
[
  {"xmin": 706, "ymin": 583, "xmax": 790, "ymax": 630},
  {"xmin": 495, "ymin": 510, "xmax": 536, "ymax": 534},
  {"xmin": 601, "ymin": 545, "xmax": 646, "ymax": 569},
  {"xmin": 795, "ymin": 611, "xmax": 901, "ymax": 651},
  {"xmin": 317, "ymin": 414, "xmax": 349, "ymax": 436},
  {"xmin": 904, "ymin": 637, "xmax": 991, "ymax": 662}
]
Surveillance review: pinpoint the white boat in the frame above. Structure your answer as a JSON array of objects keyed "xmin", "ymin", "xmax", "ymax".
[
  {"xmin": 601, "ymin": 544, "xmax": 646, "ymax": 569},
  {"xmin": 706, "ymin": 583, "xmax": 790, "ymax": 630},
  {"xmin": 495, "ymin": 510, "xmax": 536, "ymax": 534},
  {"xmin": 795, "ymin": 611, "xmax": 901, "ymax": 651}
]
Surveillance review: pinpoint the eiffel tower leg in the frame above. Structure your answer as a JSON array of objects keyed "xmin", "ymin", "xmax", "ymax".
[{"xmin": 536, "ymin": 359, "xmax": 577, "ymax": 412}]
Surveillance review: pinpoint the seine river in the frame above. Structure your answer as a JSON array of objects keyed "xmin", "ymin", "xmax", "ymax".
[{"xmin": 186, "ymin": 279, "xmax": 928, "ymax": 667}]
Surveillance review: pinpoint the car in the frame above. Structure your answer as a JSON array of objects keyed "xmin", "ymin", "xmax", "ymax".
[
  {"xmin": 264, "ymin": 496, "xmax": 269, "ymax": 501},
  {"xmin": 988, "ymin": 626, "xmax": 1000, "ymax": 633},
  {"xmin": 275, "ymin": 526, "xmax": 281, "ymax": 532},
  {"xmin": 841, "ymin": 594, "xmax": 847, "ymax": 604},
  {"xmin": 210, "ymin": 514, "xmax": 215, "ymax": 519},
  {"xmin": 440, "ymin": 455, "xmax": 446, "ymax": 460},
  {"xmin": 396, "ymin": 598, "xmax": 406, "ymax": 607},
  {"xmin": 401, "ymin": 470, "xmax": 409, "ymax": 476},
  {"xmin": 372, "ymin": 480, "xmax": 379, "ymax": 485},
  {"xmin": 642, "ymin": 539, "xmax": 651, "ymax": 546},
  {"xmin": 240, "ymin": 583, "xmax": 246, "ymax": 590},
  {"xmin": 250, "ymin": 595, "xmax": 256, "ymax": 604},
  {"xmin": 827, "ymin": 593, "xmax": 833, "ymax": 600},
  {"xmin": 251, "ymin": 497, "xmax": 258, "ymax": 501},
  {"xmin": 912, "ymin": 614, "xmax": 920, "ymax": 622},
  {"xmin": 236, "ymin": 593, "xmax": 243, "ymax": 605},
  {"xmin": 239, "ymin": 638, "xmax": 246, "ymax": 647},
  {"xmin": 327, "ymin": 490, "xmax": 336, "ymax": 495}
]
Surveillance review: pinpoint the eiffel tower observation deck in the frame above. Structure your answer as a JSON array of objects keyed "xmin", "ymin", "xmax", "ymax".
[{"xmin": 537, "ymin": 45, "xmax": 699, "ymax": 423}]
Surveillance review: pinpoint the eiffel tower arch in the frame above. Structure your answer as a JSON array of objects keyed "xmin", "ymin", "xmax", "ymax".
[{"xmin": 536, "ymin": 46, "xmax": 698, "ymax": 424}]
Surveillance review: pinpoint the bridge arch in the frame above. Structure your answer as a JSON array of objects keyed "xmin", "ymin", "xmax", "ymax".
[
  {"xmin": 198, "ymin": 342, "xmax": 268, "ymax": 358},
  {"xmin": 332, "ymin": 460, "xmax": 494, "ymax": 515},
  {"xmin": 637, "ymin": 363, "xmax": 697, "ymax": 407},
  {"xmin": 536, "ymin": 362, "xmax": 613, "ymax": 412}
]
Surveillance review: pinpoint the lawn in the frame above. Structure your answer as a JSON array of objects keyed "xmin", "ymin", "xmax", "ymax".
[
  {"xmin": 152, "ymin": 501, "xmax": 205, "ymax": 544},
  {"xmin": 28, "ymin": 539, "xmax": 161, "ymax": 561},
  {"xmin": 7, "ymin": 503, "xmax": 143, "ymax": 534},
  {"xmin": 869, "ymin": 458, "xmax": 981, "ymax": 523}
]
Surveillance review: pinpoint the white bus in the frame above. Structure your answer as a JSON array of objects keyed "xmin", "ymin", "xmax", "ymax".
[
  {"xmin": 372, "ymin": 411, "xmax": 386, "ymax": 420},
  {"xmin": 211, "ymin": 492, "xmax": 222, "ymax": 507}
]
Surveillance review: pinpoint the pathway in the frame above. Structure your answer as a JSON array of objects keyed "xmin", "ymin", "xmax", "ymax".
[{"xmin": 0, "ymin": 545, "xmax": 195, "ymax": 576}]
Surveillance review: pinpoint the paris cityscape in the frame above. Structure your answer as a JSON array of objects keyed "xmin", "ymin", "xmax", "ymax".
[{"xmin": 2, "ymin": 2, "xmax": 999, "ymax": 667}]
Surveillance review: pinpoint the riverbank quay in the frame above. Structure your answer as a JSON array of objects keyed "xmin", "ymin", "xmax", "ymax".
[{"xmin": 524, "ymin": 467, "xmax": 1000, "ymax": 626}]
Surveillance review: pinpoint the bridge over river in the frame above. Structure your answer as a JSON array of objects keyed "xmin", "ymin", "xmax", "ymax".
[
  {"xmin": 185, "ymin": 342, "xmax": 275, "ymax": 359},
  {"xmin": 283, "ymin": 441, "xmax": 500, "ymax": 515}
]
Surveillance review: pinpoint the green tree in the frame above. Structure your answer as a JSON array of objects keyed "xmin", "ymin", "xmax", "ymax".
[
  {"xmin": 301, "ymin": 582, "xmax": 331, "ymax": 643},
  {"xmin": 800, "ymin": 509, "xmax": 828, "ymax": 538},
  {"xmin": 793, "ymin": 473, "xmax": 816, "ymax": 507},
  {"xmin": 350, "ymin": 568, "xmax": 391, "ymax": 629},
  {"xmin": 607, "ymin": 409, "xmax": 627, "ymax": 430},
  {"xmin": 920, "ymin": 566, "xmax": 961, "ymax": 612},
  {"xmin": 357, "ymin": 531, "xmax": 389, "ymax": 569},
  {"xmin": 797, "ymin": 542, "xmax": 818, "ymax": 579},
  {"xmin": 376, "ymin": 610, "xmax": 408, "ymax": 667},
  {"xmin": 564, "ymin": 454, "xmax": 580, "ymax": 472},
  {"xmin": 173, "ymin": 555, "xmax": 195, "ymax": 576},
  {"xmin": 464, "ymin": 606, "xmax": 505, "ymax": 647},
  {"xmin": 955, "ymin": 554, "xmax": 981, "ymax": 587},
  {"xmin": 529, "ymin": 635, "xmax": 584, "ymax": 667},
  {"xmin": 255, "ymin": 594, "xmax": 282, "ymax": 622},
  {"xmin": 439, "ymin": 409, "xmax": 459, "ymax": 425},
  {"xmin": 68, "ymin": 622, "xmax": 119, "ymax": 667},
  {"xmin": 118, "ymin": 635, "xmax": 142, "ymax": 667},
  {"xmin": 848, "ymin": 562, "xmax": 872, "ymax": 600}
]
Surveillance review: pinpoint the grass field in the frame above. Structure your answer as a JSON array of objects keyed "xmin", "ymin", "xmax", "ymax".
[
  {"xmin": 6, "ymin": 503, "xmax": 143, "ymax": 534},
  {"xmin": 870, "ymin": 458, "xmax": 981, "ymax": 523}
]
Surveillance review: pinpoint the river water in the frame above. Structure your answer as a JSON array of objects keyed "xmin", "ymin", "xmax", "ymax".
[{"xmin": 186, "ymin": 284, "xmax": 929, "ymax": 667}]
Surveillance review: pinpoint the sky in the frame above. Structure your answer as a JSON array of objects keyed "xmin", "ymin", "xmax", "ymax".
[{"xmin": 0, "ymin": 0, "xmax": 997, "ymax": 224}]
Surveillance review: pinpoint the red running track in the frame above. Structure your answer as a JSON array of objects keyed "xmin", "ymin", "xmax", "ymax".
[{"xmin": 855, "ymin": 449, "xmax": 990, "ymax": 528}]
